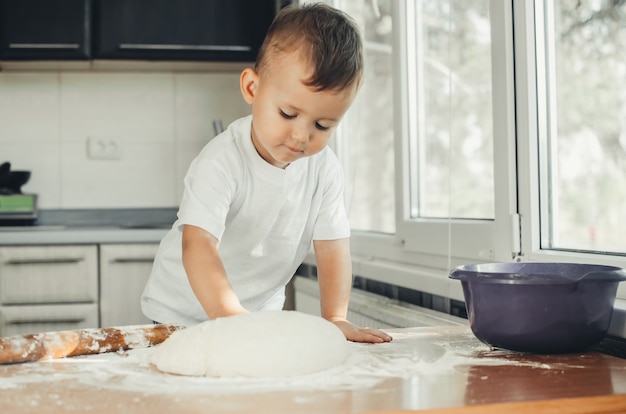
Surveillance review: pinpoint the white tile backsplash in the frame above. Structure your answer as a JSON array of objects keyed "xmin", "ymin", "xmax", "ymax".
[
  {"xmin": 0, "ymin": 70, "xmax": 251, "ymax": 209},
  {"xmin": 175, "ymin": 73, "xmax": 250, "ymax": 144},
  {"xmin": 60, "ymin": 72, "xmax": 176, "ymax": 144},
  {"xmin": 0, "ymin": 72, "xmax": 60, "ymax": 145}
]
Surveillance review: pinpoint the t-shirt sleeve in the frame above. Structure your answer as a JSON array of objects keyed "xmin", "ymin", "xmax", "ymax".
[
  {"xmin": 177, "ymin": 147, "xmax": 235, "ymax": 241},
  {"xmin": 312, "ymin": 152, "xmax": 351, "ymax": 240}
]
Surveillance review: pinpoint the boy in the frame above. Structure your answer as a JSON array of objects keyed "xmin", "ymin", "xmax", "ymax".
[{"xmin": 141, "ymin": 3, "xmax": 392, "ymax": 344}]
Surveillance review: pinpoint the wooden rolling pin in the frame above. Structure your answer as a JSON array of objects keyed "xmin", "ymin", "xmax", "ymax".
[{"xmin": 0, "ymin": 323, "xmax": 183, "ymax": 365}]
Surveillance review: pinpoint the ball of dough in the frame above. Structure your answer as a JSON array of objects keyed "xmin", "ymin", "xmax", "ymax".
[{"xmin": 152, "ymin": 311, "xmax": 351, "ymax": 377}]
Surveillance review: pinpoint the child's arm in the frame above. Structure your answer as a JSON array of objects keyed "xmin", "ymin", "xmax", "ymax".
[
  {"xmin": 314, "ymin": 238, "xmax": 392, "ymax": 343},
  {"xmin": 182, "ymin": 224, "xmax": 249, "ymax": 318}
]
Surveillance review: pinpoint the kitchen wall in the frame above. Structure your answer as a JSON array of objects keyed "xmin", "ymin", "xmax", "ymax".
[{"xmin": 0, "ymin": 70, "xmax": 251, "ymax": 209}]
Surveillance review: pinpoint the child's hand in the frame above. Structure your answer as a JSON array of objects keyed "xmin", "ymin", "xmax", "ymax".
[{"xmin": 329, "ymin": 318, "xmax": 393, "ymax": 344}]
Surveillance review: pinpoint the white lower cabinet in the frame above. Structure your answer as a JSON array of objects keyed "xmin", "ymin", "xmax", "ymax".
[
  {"xmin": 0, "ymin": 303, "xmax": 99, "ymax": 337},
  {"xmin": 99, "ymin": 244, "xmax": 158, "ymax": 327},
  {"xmin": 0, "ymin": 243, "xmax": 160, "ymax": 336},
  {"xmin": 0, "ymin": 245, "xmax": 99, "ymax": 336}
]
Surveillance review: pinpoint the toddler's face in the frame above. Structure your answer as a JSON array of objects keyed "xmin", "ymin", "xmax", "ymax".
[{"xmin": 241, "ymin": 52, "xmax": 358, "ymax": 169}]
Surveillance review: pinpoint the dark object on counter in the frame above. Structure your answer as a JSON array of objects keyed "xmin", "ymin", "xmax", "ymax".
[
  {"xmin": 0, "ymin": 161, "xmax": 10, "ymax": 175},
  {"xmin": 449, "ymin": 262, "xmax": 626, "ymax": 354},
  {"xmin": 0, "ymin": 161, "xmax": 31, "ymax": 194},
  {"xmin": 0, "ymin": 171, "xmax": 31, "ymax": 194}
]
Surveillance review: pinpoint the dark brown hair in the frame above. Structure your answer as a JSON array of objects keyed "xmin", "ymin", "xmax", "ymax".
[{"xmin": 255, "ymin": 3, "xmax": 363, "ymax": 92}]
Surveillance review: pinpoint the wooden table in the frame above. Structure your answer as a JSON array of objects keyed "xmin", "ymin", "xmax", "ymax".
[{"xmin": 1, "ymin": 325, "xmax": 626, "ymax": 413}]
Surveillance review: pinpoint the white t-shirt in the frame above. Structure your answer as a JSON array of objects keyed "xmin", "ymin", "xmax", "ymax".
[{"xmin": 141, "ymin": 115, "xmax": 350, "ymax": 325}]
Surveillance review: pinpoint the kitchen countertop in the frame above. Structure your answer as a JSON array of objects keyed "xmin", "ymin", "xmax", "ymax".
[
  {"xmin": 0, "ymin": 225, "xmax": 169, "ymax": 245},
  {"xmin": 2, "ymin": 325, "xmax": 626, "ymax": 413},
  {"xmin": 0, "ymin": 208, "xmax": 176, "ymax": 245}
]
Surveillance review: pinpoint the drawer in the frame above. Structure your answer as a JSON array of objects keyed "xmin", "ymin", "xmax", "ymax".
[
  {"xmin": 0, "ymin": 245, "xmax": 98, "ymax": 304},
  {"xmin": 99, "ymin": 243, "xmax": 157, "ymax": 327},
  {"xmin": 0, "ymin": 303, "xmax": 99, "ymax": 336}
]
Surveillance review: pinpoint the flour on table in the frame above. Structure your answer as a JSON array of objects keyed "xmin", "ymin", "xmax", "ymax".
[{"xmin": 151, "ymin": 311, "xmax": 350, "ymax": 377}]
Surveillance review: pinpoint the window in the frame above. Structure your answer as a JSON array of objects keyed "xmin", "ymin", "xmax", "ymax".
[
  {"xmin": 537, "ymin": 0, "xmax": 626, "ymax": 255},
  {"xmin": 409, "ymin": 0, "xmax": 494, "ymax": 220},
  {"xmin": 326, "ymin": 0, "xmax": 626, "ymax": 304},
  {"xmin": 336, "ymin": 0, "xmax": 396, "ymax": 234},
  {"xmin": 394, "ymin": 0, "xmax": 515, "ymax": 262}
]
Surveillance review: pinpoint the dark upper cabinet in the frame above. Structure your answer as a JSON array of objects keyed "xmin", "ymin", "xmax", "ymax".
[
  {"xmin": 93, "ymin": 0, "xmax": 277, "ymax": 62},
  {"xmin": 0, "ymin": 0, "xmax": 91, "ymax": 60}
]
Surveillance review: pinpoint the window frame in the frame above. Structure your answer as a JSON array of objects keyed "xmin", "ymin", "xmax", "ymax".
[
  {"xmin": 393, "ymin": 0, "xmax": 519, "ymax": 264},
  {"xmin": 328, "ymin": 0, "xmax": 626, "ymax": 309},
  {"xmin": 514, "ymin": 0, "xmax": 626, "ymax": 294}
]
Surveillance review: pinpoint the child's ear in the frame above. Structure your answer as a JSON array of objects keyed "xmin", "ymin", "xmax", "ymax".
[{"xmin": 240, "ymin": 68, "xmax": 258, "ymax": 104}]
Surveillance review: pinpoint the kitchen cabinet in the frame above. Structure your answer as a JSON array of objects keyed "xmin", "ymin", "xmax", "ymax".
[
  {"xmin": 0, "ymin": 242, "xmax": 160, "ymax": 335},
  {"xmin": 99, "ymin": 243, "xmax": 158, "ymax": 327},
  {"xmin": 0, "ymin": 0, "xmax": 277, "ymax": 64},
  {"xmin": 92, "ymin": 0, "xmax": 277, "ymax": 62},
  {"xmin": 0, "ymin": 245, "xmax": 98, "ymax": 336},
  {"xmin": 0, "ymin": 0, "xmax": 91, "ymax": 60}
]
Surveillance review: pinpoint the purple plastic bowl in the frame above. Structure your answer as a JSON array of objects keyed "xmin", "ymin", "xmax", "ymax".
[{"xmin": 449, "ymin": 262, "xmax": 626, "ymax": 353}]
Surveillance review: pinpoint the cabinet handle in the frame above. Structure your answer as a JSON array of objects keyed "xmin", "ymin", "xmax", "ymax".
[
  {"xmin": 5, "ymin": 257, "xmax": 84, "ymax": 265},
  {"xmin": 7, "ymin": 318, "xmax": 86, "ymax": 325},
  {"xmin": 112, "ymin": 258, "xmax": 154, "ymax": 264},
  {"xmin": 9, "ymin": 43, "xmax": 81, "ymax": 50},
  {"xmin": 118, "ymin": 43, "xmax": 251, "ymax": 52}
]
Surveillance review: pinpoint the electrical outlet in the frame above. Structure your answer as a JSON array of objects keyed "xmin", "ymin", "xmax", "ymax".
[{"xmin": 86, "ymin": 137, "xmax": 123, "ymax": 160}]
